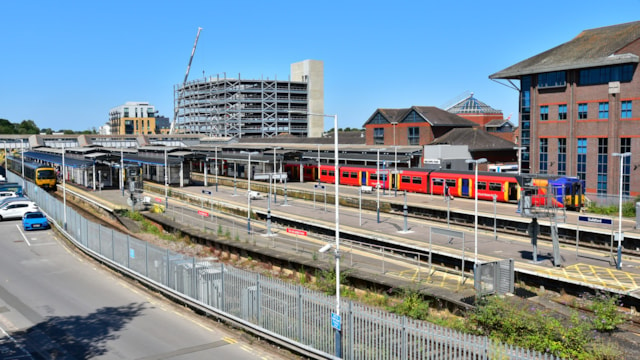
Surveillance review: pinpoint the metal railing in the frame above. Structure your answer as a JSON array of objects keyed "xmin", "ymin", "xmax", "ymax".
[{"xmin": 13, "ymin": 172, "xmax": 564, "ymax": 360}]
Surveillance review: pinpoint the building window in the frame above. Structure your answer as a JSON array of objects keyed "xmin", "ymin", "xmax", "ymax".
[
  {"xmin": 538, "ymin": 71, "xmax": 566, "ymax": 88},
  {"xmin": 597, "ymin": 138, "xmax": 608, "ymax": 195},
  {"xmin": 578, "ymin": 64, "xmax": 635, "ymax": 85},
  {"xmin": 558, "ymin": 138, "xmax": 566, "ymax": 175},
  {"xmin": 540, "ymin": 106, "xmax": 549, "ymax": 121},
  {"xmin": 598, "ymin": 102, "xmax": 609, "ymax": 119},
  {"xmin": 539, "ymin": 139, "xmax": 548, "ymax": 174},
  {"xmin": 558, "ymin": 104, "xmax": 567, "ymax": 120},
  {"xmin": 578, "ymin": 103, "xmax": 588, "ymax": 119},
  {"xmin": 577, "ymin": 138, "xmax": 586, "ymax": 181},
  {"xmin": 622, "ymin": 101, "xmax": 632, "ymax": 119},
  {"xmin": 621, "ymin": 138, "xmax": 631, "ymax": 197},
  {"xmin": 370, "ymin": 113, "xmax": 387, "ymax": 124},
  {"xmin": 408, "ymin": 127, "xmax": 420, "ymax": 145},
  {"xmin": 374, "ymin": 128, "xmax": 384, "ymax": 144}
]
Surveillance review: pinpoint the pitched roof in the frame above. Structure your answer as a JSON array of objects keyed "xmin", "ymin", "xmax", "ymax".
[
  {"xmin": 364, "ymin": 106, "xmax": 477, "ymax": 127},
  {"xmin": 430, "ymin": 128, "xmax": 516, "ymax": 151},
  {"xmin": 490, "ymin": 21, "xmax": 640, "ymax": 79},
  {"xmin": 445, "ymin": 93, "xmax": 502, "ymax": 114}
]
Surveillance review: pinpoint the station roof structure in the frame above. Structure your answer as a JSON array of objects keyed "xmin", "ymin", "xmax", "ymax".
[{"xmin": 445, "ymin": 93, "xmax": 502, "ymax": 115}]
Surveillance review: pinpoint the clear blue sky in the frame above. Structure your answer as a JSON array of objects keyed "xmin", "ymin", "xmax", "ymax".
[{"xmin": 1, "ymin": 1, "xmax": 638, "ymax": 132}]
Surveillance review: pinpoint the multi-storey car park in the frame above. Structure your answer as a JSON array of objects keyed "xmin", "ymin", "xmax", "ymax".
[{"xmin": 173, "ymin": 59, "xmax": 325, "ymax": 138}]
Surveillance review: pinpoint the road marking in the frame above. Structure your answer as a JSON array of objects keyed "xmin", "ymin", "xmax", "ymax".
[{"xmin": 15, "ymin": 225, "xmax": 31, "ymax": 247}]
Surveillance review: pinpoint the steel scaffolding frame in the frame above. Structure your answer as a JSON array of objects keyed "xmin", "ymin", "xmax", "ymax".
[{"xmin": 174, "ymin": 75, "xmax": 309, "ymax": 138}]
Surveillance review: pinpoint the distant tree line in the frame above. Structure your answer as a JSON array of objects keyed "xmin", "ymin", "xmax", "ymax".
[{"xmin": 0, "ymin": 118, "xmax": 97, "ymax": 135}]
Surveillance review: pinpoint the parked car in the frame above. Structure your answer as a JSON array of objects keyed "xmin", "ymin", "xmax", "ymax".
[
  {"xmin": 0, "ymin": 200, "xmax": 38, "ymax": 221},
  {"xmin": 22, "ymin": 211, "xmax": 49, "ymax": 230},
  {"xmin": 0, "ymin": 196, "xmax": 29, "ymax": 208},
  {"xmin": 0, "ymin": 191, "xmax": 18, "ymax": 199}
]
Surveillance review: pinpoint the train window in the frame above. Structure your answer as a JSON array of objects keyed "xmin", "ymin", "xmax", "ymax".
[
  {"xmin": 489, "ymin": 182, "xmax": 502, "ymax": 191},
  {"xmin": 445, "ymin": 179, "xmax": 456, "ymax": 187},
  {"xmin": 432, "ymin": 178, "xmax": 443, "ymax": 186},
  {"xmin": 370, "ymin": 173, "xmax": 378, "ymax": 180},
  {"xmin": 478, "ymin": 181, "xmax": 487, "ymax": 189},
  {"xmin": 350, "ymin": 172, "xmax": 357, "ymax": 178},
  {"xmin": 321, "ymin": 170, "xmax": 327, "ymax": 176},
  {"xmin": 304, "ymin": 168, "xmax": 311, "ymax": 174},
  {"xmin": 401, "ymin": 176, "xmax": 411, "ymax": 183},
  {"xmin": 342, "ymin": 171, "xmax": 349, "ymax": 178},
  {"xmin": 412, "ymin": 177, "xmax": 422, "ymax": 184},
  {"xmin": 329, "ymin": 171, "xmax": 335, "ymax": 177}
]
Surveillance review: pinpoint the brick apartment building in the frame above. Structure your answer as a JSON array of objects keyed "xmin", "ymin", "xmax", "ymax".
[{"xmin": 490, "ymin": 21, "xmax": 640, "ymax": 198}]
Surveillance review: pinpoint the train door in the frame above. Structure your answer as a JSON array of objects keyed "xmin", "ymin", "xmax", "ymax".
[
  {"xmin": 360, "ymin": 171, "xmax": 367, "ymax": 185},
  {"xmin": 461, "ymin": 178, "xmax": 470, "ymax": 197},
  {"xmin": 508, "ymin": 182, "xmax": 519, "ymax": 201}
]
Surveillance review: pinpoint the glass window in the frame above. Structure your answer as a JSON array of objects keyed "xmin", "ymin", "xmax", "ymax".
[
  {"xmin": 558, "ymin": 104, "xmax": 567, "ymax": 120},
  {"xmin": 445, "ymin": 179, "xmax": 456, "ymax": 187},
  {"xmin": 597, "ymin": 138, "xmax": 608, "ymax": 194},
  {"xmin": 578, "ymin": 103, "xmax": 588, "ymax": 119},
  {"xmin": 621, "ymin": 138, "xmax": 631, "ymax": 196},
  {"xmin": 622, "ymin": 101, "xmax": 632, "ymax": 119},
  {"xmin": 412, "ymin": 177, "xmax": 422, "ymax": 184},
  {"xmin": 577, "ymin": 138, "xmax": 587, "ymax": 181},
  {"xmin": 558, "ymin": 138, "xmax": 566, "ymax": 176},
  {"xmin": 489, "ymin": 182, "xmax": 502, "ymax": 191},
  {"xmin": 350, "ymin": 172, "xmax": 357, "ymax": 179},
  {"xmin": 540, "ymin": 106, "xmax": 548, "ymax": 121},
  {"xmin": 539, "ymin": 138, "xmax": 548, "ymax": 174},
  {"xmin": 598, "ymin": 102, "xmax": 609, "ymax": 119},
  {"xmin": 401, "ymin": 176, "xmax": 411, "ymax": 183},
  {"xmin": 342, "ymin": 171, "xmax": 349, "ymax": 178},
  {"xmin": 579, "ymin": 64, "xmax": 635, "ymax": 85},
  {"xmin": 408, "ymin": 127, "xmax": 420, "ymax": 145},
  {"xmin": 538, "ymin": 71, "xmax": 566, "ymax": 88},
  {"xmin": 432, "ymin": 178, "xmax": 443, "ymax": 186},
  {"xmin": 477, "ymin": 181, "xmax": 487, "ymax": 190},
  {"xmin": 374, "ymin": 128, "xmax": 384, "ymax": 145}
]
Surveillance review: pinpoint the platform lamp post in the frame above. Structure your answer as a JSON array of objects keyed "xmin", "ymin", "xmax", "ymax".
[
  {"xmin": 164, "ymin": 148, "xmax": 168, "ymax": 209},
  {"xmin": 375, "ymin": 147, "xmax": 387, "ymax": 223},
  {"xmin": 214, "ymin": 146, "xmax": 219, "ymax": 192},
  {"xmin": 466, "ymin": 158, "xmax": 487, "ymax": 281},
  {"xmin": 2, "ymin": 141, "xmax": 7, "ymax": 174},
  {"xmin": 240, "ymin": 151, "xmax": 259, "ymax": 234},
  {"xmin": 20, "ymin": 146, "xmax": 25, "ymax": 188},
  {"xmin": 62, "ymin": 145, "xmax": 67, "ymax": 230},
  {"xmin": 514, "ymin": 146, "xmax": 525, "ymax": 213},
  {"xmin": 613, "ymin": 152, "xmax": 631, "ymax": 270},
  {"xmin": 290, "ymin": 110, "xmax": 342, "ymax": 358},
  {"xmin": 391, "ymin": 121, "xmax": 398, "ymax": 195}
]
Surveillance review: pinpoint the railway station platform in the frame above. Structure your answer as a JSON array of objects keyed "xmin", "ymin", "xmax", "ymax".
[{"xmin": 65, "ymin": 180, "xmax": 640, "ymax": 309}]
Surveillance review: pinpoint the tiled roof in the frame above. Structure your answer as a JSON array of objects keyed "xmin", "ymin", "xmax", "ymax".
[
  {"xmin": 490, "ymin": 21, "xmax": 640, "ymax": 79},
  {"xmin": 430, "ymin": 128, "xmax": 516, "ymax": 151},
  {"xmin": 365, "ymin": 106, "xmax": 477, "ymax": 127}
]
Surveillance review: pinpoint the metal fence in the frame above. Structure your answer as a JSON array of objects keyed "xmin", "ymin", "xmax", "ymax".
[{"xmin": 14, "ymin": 173, "xmax": 564, "ymax": 360}]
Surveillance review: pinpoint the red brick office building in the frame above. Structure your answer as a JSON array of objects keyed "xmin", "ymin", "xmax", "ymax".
[{"xmin": 490, "ymin": 21, "xmax": 640, "ymax": 198}]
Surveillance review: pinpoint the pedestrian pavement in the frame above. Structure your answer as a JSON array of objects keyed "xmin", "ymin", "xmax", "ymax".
[{"xmin": 76, "ymin": 181, "xmax": 640, "ymax": 304}]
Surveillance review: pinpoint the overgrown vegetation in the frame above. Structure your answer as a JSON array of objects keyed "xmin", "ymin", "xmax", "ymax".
[
  {"xmin": 587, "ymin": 196, "xmax": 639, "ymax": 217},
  {"xmin": 120, "ymin": 209, "xmax": 174, "ymax": 240}
]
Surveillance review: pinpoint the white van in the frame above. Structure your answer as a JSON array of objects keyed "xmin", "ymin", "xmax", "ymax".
[{"xmin": 0, "ymin": 200, "xmax": 38, "ymax": 221}]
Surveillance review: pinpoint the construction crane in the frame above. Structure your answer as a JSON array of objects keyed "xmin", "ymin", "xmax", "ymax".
[{"xmin": 170, "ymin": 27, "xmax": 202, "ymax": 134}]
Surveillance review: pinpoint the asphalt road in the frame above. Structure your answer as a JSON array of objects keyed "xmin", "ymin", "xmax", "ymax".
[{"xmin": 0, "ymin": 218, "xmax": 290, "ymax": 359}]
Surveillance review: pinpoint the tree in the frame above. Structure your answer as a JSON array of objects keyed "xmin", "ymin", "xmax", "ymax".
[{"xmin": 16, "ymin": 120, "xmax": 39, "ymax": 134}]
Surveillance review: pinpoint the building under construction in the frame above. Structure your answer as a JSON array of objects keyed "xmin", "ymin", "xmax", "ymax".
[{"xmin": 173, "ymin": 59, "xmax": 324, "ymax": 138}]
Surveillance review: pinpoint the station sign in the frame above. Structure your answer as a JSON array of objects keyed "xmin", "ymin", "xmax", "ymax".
[
  {"xmin": 578, "ymin": 216, "xmax": 612, "ymax": 225},
  {"xmin": 287, "ymin": 228, "xmax": 307, "ymax": 236},
  {"xmin": 197, "ymin": 210, "xmax": 209, "ymax": 217},
  {"xmin": 331, "ymin": 312, "xmax": 341, "ymax": 331}
]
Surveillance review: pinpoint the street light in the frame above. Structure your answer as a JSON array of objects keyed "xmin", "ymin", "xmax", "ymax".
[
  {"xmin": 241, "ymin": 151, "xmax": 259, "ymax": 234},
  {"xmin": 465, "ymin": 158, "xmax": 487, "ymax": 279},
  {"xmin": 164, "ymin": 148, "xmax": 169, "ymax": 208},
  {"xmin": 613, "ymin": 152, "xmax": 631, "ymax": 270},
  {"xmin": 62, "ymin": 145, "xmax": 67, "ymax": 230},
  {"xmin": 375, "ymin": 147, "xmax": 387, "ymax": 223},
  {"xmin": 290, "ymin": 110, "xmax": 342, "ymax": 358},
  {"xmin": 391, "ymin": 122, "xmax": 398, "ymax": 195},
  {"xmin": 215, "ymin": 146, "xmax": 219, "ymax": 192},
  {"xmin": 20, "ymin": 146, "xmax": 25, "ymax": 188},
  {"xmin": 514, "ymin": 146, "xmax": 525, "ymax": 213}
]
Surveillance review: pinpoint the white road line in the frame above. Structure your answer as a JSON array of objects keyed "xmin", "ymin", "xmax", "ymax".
[{"xmin": 15, "ymin": 225, "xmax": 31, "ymax": 247}]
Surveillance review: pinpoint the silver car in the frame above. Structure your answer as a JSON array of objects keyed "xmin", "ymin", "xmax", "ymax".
[{"xmin": 0, "ymin": 200, "xmax": 38, "ymax": 221}]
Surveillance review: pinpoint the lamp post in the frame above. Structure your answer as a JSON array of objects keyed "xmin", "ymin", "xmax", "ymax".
[
  {"xmin": 613, "ymin": 152, "xmax": 631, "ymax": 270},
  {"xmin": 291, "ymin": 110, "xmax": 341, "ymax": 358},
  {"xmin": 164, "ymin": 148, "xmax": 168, "ymax": 208},
  {"xmin": 466, "ymin": 158, "xmax": 487, "ymax": 279},
  {"xmin": 215, "ymin": 146, "xmax": 219, "ymax": 192},
  {"xmin": 62, "ymin": 145, "xmax": 67, "ymax": 230},
  {"xmin": 375, "ymin": 148, "xmax": 387, "ymax": 223},
  {"xmin": 21, "ymin": 146, "xmax": 25, "ymax": 188},
  {"xmin": 514, "ymin": 146, "xmax": 525, "ymax": 213},
  {"xmin": 121, "ymin": 147, "xmax": 125, "ymax": 197},
  {"xmin": 241, "ymin": 151, "xmax": 259, "ymax": 234},
  {"xmin": 391, "ymin": 122, "xmax": 398, "ymax": 195}
]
